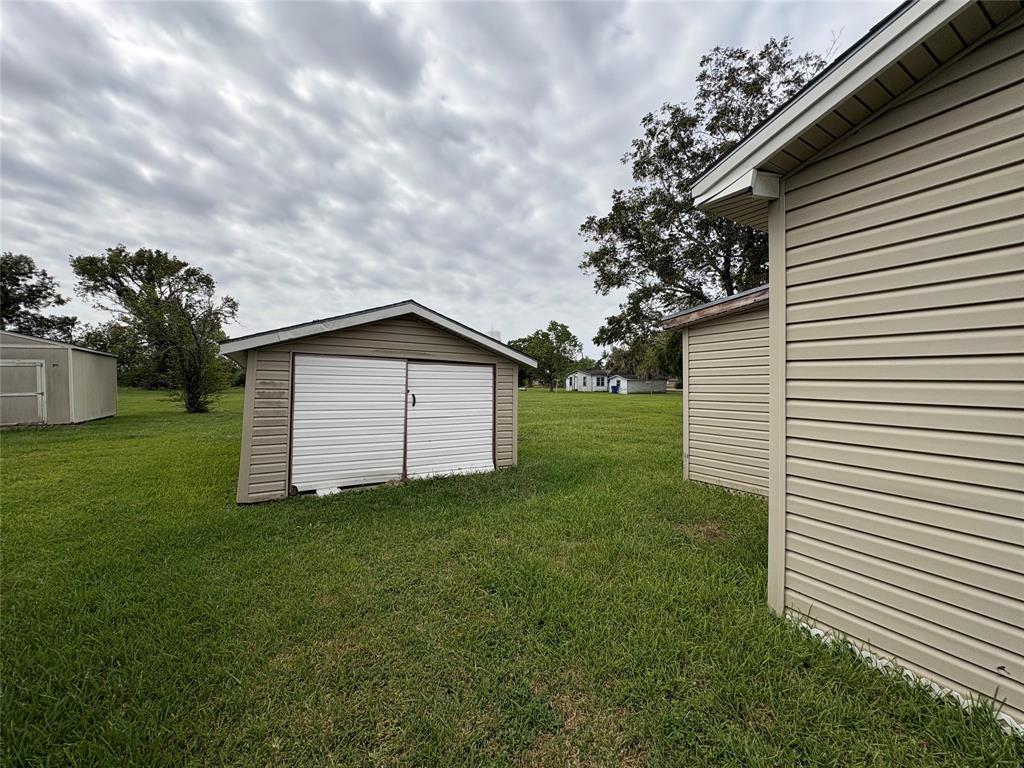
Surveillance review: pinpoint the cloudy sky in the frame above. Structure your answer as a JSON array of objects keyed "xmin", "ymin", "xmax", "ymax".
[{"xmin": 2, "ymin": 0, "xmax": 897, "ymax": 355}]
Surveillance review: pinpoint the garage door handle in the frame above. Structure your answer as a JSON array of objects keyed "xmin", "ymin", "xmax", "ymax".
[{"xmin": 410, "ymin": 393, "xmax": 416, "ymax": 407}]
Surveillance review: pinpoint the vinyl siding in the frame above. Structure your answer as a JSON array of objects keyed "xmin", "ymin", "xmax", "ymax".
[
  {"xmin": 776, "ymin": 16, "xmax": 1024, "ymax": 722},
  {"xmin": 684, "ymin": 305, "xmax": 769, "ymax": 496},
  {"xmin": 70, "ymin": 349, "xmax": 117, "ymax": 422},
  {"xmin": 0, "ymin": 335, "xmax": 72, "ymax": 424},
  {"xmin": 236, "ymin": 315, "xmax": 518, "ymax": 503}
]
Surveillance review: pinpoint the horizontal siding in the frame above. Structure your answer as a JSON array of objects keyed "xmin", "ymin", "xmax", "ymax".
[
  {"xmin": 782, "ymin": 17, "xmax": 1024, "ymax": 722},
  {"xmin": 237, "ymin": 315, "xmax": 519, "ymax": 502},
  {"xmin": 685, "ymin": 305, "xmax": 769, "ymax": 495},
  {"xmin": 245, "ymin": 349, "xmax": 292, "ymax": 502},
  {"xmin": 495, "ymin": 362, "xmax": 515, "ymax": 467}
]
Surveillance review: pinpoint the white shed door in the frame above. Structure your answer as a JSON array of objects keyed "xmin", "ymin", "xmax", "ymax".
[
  {"xmin": 291, "ymin": 355, "xmax": 407, "ymax": 492},
  {"xmin": 406, "ymin": 362, "xmax": 494, "ymax": 479},
  {"xmin": 0, "ymin": 360, "xmax": 45, "ymax": 425}
]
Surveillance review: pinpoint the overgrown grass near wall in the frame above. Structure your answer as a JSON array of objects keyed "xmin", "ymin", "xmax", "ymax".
[{"xmin": 2, "ymin": 388, "xmax": 1020, "ymax": 766}]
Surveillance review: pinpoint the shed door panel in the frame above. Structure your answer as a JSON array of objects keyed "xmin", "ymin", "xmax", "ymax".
[
  {"xmin": 406, "ymin": 362, "xmax": 494, "ymax": 478},
  {"xmin": 291, "ymin": 355, "xmax": 406, "ymax": 492},
  {"xmin": 0, "ymin": 361, "xmax": 45, "ymax": 425}
]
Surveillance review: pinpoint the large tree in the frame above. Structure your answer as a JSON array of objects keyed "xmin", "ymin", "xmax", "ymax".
[
  {"xmin": 0, "ymin": 252, "xmax": 78, "ymax": 341},
  {"xmin": 580, "ymin": 38, "xmax": 825, "ymax": 345},
  {"xmin": 71, "ymin": 246, "xmax": 238, "ymax": 413},
  {"xmin": 509, "ymin": 321, "xmax": 582, "ymax": 392},
  {"xmin": 603, "ymin": 329, "xmax": 682, "ymax": 384}
]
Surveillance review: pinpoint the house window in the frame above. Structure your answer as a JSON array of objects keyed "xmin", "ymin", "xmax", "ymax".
[
  {"xmin": 583, "ymin": 376, "xmax": 588, "ymax": 386},
  {"xmin": 597, "ymin": 376, "xmax": 605, "ymax": 387}
]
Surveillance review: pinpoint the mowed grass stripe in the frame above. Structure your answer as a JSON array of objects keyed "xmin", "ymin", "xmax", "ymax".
[{"xmin": 1, "ymin": 388, "xmax": 1020, "ymax": 766}]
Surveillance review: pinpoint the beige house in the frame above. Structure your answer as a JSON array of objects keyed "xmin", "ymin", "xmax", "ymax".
[
  {"xmin": 220, "ymin": 300, "xmax": 536, "ymax": 504},
  {"xmin": 666, "ymin": 286, "xmax": 768, "ymax": 496},
  {"xmin": 0, "ymin": 331, "xmax": 117, "ymax": 426},
  {"xmin": 689, "ymin": 1, "xmax": 1023, "ymax": 724}
]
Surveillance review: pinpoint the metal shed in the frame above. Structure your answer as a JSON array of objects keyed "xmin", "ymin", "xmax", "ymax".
[
  {"xmin": 0, "ymin": 331, "xmax": 117, "ymax": 426},
  {"xmin": 220, "ymin": 300, "xmax": 536, "ymax": 504},
  {"xmin": 690, "ymin": 1, "xmax": 1024, "ymax": 725},
  {"xmin": 665, "ymin": 286, "xmax": 768, "ymax": 496}
]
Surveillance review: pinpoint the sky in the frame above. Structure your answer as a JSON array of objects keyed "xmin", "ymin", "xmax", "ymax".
[{"xmin": 2, "ymin": 0, "xmax": 899, "ymax": 356}]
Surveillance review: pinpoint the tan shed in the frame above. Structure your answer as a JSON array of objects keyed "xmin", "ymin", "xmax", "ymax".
[
  {"xmin": 690, "ymin": 1, "xmax": 1024, "ymax": 725},
  {"xmin": 0, "ymin": 330, "xmax": 117, "ymax": 426},
  {"xmin": 220, "ymin": 300, "xmax": 536, "ymax": 504},
  {"xmin": 665, "ymin": 286, "xmax": 769, "ymax": 496}
]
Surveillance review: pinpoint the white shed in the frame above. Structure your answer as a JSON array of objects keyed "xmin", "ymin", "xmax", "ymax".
[
  {"xmin": 0, "ymin": 331, "xmax": 117, "ymax": 426},
  {"xmin": 608, "ymin": 375, "xmax": 668, "ymax": 395}
]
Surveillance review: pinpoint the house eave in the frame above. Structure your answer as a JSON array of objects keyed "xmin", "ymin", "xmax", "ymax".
[{"xmin": 692, "ymin": 0, "xmax": 972, "ymax": 213}]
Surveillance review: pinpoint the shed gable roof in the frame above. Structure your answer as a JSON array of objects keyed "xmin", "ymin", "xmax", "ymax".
[
  {"xmin": 692, "ymin": 0, "xmax": 1019, "ymax": 229},
  {"xmin": 220, "ymin": 300, "xmax": 537, "ymax": 368},
  {"xmin": 0, "ymin": 329, "xmax": 117, "ymax": 357}
]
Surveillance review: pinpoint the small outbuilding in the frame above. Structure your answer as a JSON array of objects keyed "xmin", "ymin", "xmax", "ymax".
[
  {"xmin": 689, "ymin": 1, "xmax": 1024, "ymax": 724},
  {"xmin": 220, "ymin": 300, "xmax": 536, "ymax": 503},
  {"xmin": 0, "ymin": 330, "xmax": 117, "ymax": 426},
  {"xmin": 565, "ymin": 369, "xmax": 610, "ymax": 392},
  {"xmin": 664, "ymin": 286, "xmax": 768, "ymax": 496},
  {"xmin": 608, "ymin": 375, "xmax": 668, "ymax": 395}
]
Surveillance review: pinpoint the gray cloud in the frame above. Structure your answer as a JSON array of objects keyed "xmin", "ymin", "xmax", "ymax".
[{"xmin": 2, "ymin": 0, "xmax": 898, "ymax": 354}]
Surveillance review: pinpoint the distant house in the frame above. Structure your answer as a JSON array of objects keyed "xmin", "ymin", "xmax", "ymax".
[
  {"xmin": 608, "ymin": 375, "xmax": 667, "ymax": 395},
  {"xmin": 565, "ymin": 369, "xmax": 609, "ymax": 392}
]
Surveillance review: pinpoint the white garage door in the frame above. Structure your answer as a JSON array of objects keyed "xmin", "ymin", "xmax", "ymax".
[
  {"xmin": 291, "ymin": 355, "xmax": 407, "ymax": 492},
  {"xmin": 406, "ymin": 362, "xmax": 494, "ymax": 479}
]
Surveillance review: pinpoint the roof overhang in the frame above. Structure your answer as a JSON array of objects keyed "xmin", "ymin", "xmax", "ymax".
[
  {"xmin": 692, "ymin": 0, "xmax": 977, "ymax": 229},
  {"xmin": 663, "ymin": 285, "xmax": 768, "ymax": 329},
  {"xmin": 219, "ymin": 300, "xmax": 537, "ymax": 368},
  {"xmin": 0, "ymin": 329, "xmax": 117, "ymax": 357}
]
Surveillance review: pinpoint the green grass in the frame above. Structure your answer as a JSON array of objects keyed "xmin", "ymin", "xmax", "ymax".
[{"xmin": 2, "ymin": 388, "xmax": 1020, "ymax": 766}]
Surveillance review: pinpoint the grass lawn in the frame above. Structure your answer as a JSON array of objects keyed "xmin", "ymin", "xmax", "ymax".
[{"xmin": 2, "ymin": 388, "xmax": 1020, "ymax": 766}]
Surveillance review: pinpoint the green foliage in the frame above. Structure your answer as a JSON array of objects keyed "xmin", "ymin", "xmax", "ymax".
[
  {"xmin": 580, "ymin": 38, "xmax": 824, "ymax": 346},
  {"xmin": 2, "ymin": 389, "xmax": 1020, "ymax": 765},
  {"xmin": 509, "ymin": 321, "xmax": 582, "ymax": 391},
  {"xmin": 602, "ymin": 330, "xmax": 681, "ymax": 383},
  {"xmin": 71, "ymin": 246, "xmax": 238, "ymax": 412},
  {"xmin": 0, "ymin": 252, "xmax": 78, "ymax": 341},
  {"xmin": 77, "ymin": 321, "xmax": 175, "ymax": 388}
]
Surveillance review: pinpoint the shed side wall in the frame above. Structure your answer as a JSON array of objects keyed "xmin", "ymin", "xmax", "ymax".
[
  {"xmin": 779, "ymin": 17, "xmax": 1024, "ymax": 721},
  {"xmin": 70, "ymin": 349, "xmax": 117, "ymax": 422},
  {"xmin": 685, "ymin": 305, "xmax": 769, "ymax": 495},
  {"xmin": 238, "ymin": 315, "xmax": 517, "ymax": 502}
]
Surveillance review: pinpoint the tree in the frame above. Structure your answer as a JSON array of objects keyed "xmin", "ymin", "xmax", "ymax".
[
  {"xmin": 580, "ymin": 38, "xmax": 825, "ymax": 346},
  {"xmin": 71, "ymin": 246, "xmax": 238, "ymax": 413},
  {"xmin": 602, "ymin": 330, "xmax": 681, "ymax": 384},
  {"xmin": 1, "ymin": 252, "xmax": 78, "ymax": 341},
  {"xmin": 76, "ymin": 320, "xmax": 173, "ymax": 388},
  {"xmin": 509, "ymin": 321, "xmax": 582, "ymax": 391},
  {"xmin": 576, "ymin": 355, "xmax": 600, "ymax": 371}
]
